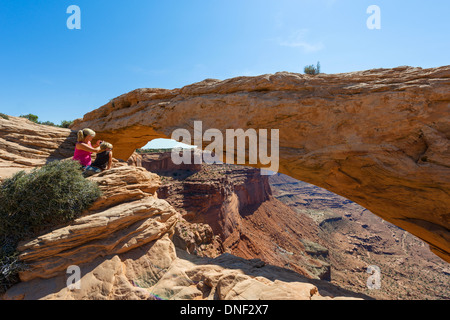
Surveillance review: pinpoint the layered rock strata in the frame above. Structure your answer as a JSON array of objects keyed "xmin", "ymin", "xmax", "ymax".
[
  {"xmin": 133, "ymin": 153, "xmax": 332, "ymax": 281},
  {"xmin": 0, "ymin": 116, "xmax": 75, "ymax": 180}
]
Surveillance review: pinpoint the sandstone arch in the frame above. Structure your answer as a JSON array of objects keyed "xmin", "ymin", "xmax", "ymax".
[{"xmin": 72, "ymin": 66, "xmax": 450, "ymax": 262}]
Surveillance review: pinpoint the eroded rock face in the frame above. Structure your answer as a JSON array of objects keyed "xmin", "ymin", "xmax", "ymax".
[
  {"xmin": 5, "ymin": 235, "xmax": 368, "ymax": 300},
  {"xmin": 71, "ymin": 66, "xmax": 450, "ymax": 262},
  {"xmin": 151, "ymin": 159, "xmax": 331, "ymax": 280},
  {"xmin": 4, "ymin": 234, "xmax": 178, "ymax": 300},
  {"xmin": 14, "ymin": 165, "xmax": 179, "ymax": 283},
  {"xmin": 0, "ymin": 116, "xmax": 76, "ymax": 180},
  {"xmin": 16, "ymin": 197, "xmax": 179, "ymax": 282},
  {"xmin": 86, "ymin": 165, "xmax": 162, "ymax": 212}
]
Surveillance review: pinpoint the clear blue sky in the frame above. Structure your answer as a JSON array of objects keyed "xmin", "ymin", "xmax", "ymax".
[{"xmin": 0, "ymin": 0, "xmax": 448, "ymax": 133}]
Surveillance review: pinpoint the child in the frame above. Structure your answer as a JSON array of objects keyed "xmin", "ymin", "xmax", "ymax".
[
  {"xmin": 73, "ymin": 128, "xmax": 102, "ymax": 168},
  {"xmin": 83, "ymin": 142, "xmax": 113, "ymax": 178}
]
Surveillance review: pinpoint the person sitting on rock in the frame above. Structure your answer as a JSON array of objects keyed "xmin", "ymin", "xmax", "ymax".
[
  {"xmin": 83, "ymin": 142, "xmax": 113, "ymax": 177},
  {"xmin": 73, "ymin": 128, "xmax": 102, "ymax": 168}
]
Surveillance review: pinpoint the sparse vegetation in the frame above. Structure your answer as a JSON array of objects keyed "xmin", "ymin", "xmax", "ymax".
[
  {"xmin": 19, "ymin": 114, "xmax": 73, "ymax": 128},
  {"xmin": 0, "ymin": 113, "xmax": 9, "ymax": 120},
  {"xmin": 59, "ymin": 120, "xmax": 74, "ymax": 128},
  {"xmin": 0, "ymin": 160, "xmax": 101, "ymax": 293},
  {"xmin": 304, "ymin": 61, "xmax": 321, "ymax": 75}
]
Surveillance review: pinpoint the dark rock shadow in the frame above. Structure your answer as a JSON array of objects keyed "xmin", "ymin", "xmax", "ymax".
[{"xmin": 45, "ymin": 130, "xmax": 78, "ymax": 164}]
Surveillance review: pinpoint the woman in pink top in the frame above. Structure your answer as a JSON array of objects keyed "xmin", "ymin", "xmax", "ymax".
[{"xmin": 72, "ymin": 128, "xmax": 102, "ymax": 168}]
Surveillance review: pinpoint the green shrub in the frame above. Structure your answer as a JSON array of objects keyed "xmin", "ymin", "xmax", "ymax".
[
  {"xmin": 19, "ymin": 113, "xmax": 39, "ymax": 123},
  {"xmin": 59, "ymin": 120, "xmax": 74, "ymax": 128},
  {"xmin": 0, "ymin": 160, "xmax": 101, "ymax": 292},
  {"xmin": 0, "ymin": 113, "xmax": 9, "ymax": 120},
  {"xmin": 19, "ymin": 114, "xmax": 73, "ymax": 128},
  {"xmin": 0, "ymin": 160, "xmax": 102, "ymax": 240},
  {"xmin": 304, "ymin": 61, "xmax": 321, "ymax": 75},
  {"xmin": 39, "ymin": 120, "xmax": 57, "ymax": 127}
]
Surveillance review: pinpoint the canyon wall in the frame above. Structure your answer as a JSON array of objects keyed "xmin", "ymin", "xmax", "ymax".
[
  {"xmin": 132, "ymin": 152, "xmax": 335, "ymax": 281},
  {"xmin": 269, "ymin": 173, "xmax": 450, "ymax": 299}
]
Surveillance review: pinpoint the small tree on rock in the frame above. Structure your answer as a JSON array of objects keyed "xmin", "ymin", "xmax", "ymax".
[{"xmin": 304, "ymin": 61, "xmax": 321, "ymax": 75}]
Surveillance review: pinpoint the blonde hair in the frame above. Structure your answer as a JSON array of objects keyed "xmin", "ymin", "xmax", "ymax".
[
  {"xmin": 100, "ymin": 142, "xmax": 113, "ymax": 150},
  {"xmin": 77, "ymin": 128, "xmax": 96, "ymax": 142}
]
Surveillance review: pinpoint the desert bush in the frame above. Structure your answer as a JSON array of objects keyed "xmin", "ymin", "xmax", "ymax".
[
  {"xmin": 19, "ymin": 113, "xmax": 39, "ymax": 123},
  {"xmin": 0, "ymin": 113, "xmax": 9, "ymax": 120},
  {"xmin": 0, "ymin": 249, "xmax": 25, "ymax": 293},
  {"xmin": 59, "ymin": 120, "xmax": 74, "ymax": 128},
  {"xmin": 304, "ymin": 61, "xmax": 321, "ymax": 75},
  {"xmin": 19, "ymin": 114, "xmax": 73, "ymax": 128},
  {"xmin": 0, "ymin": 160, "xmax": 101, "ymax": 240},
  {"xmin": 0, "ymin": 160, "xmax": 101, "ymax": 292}
]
